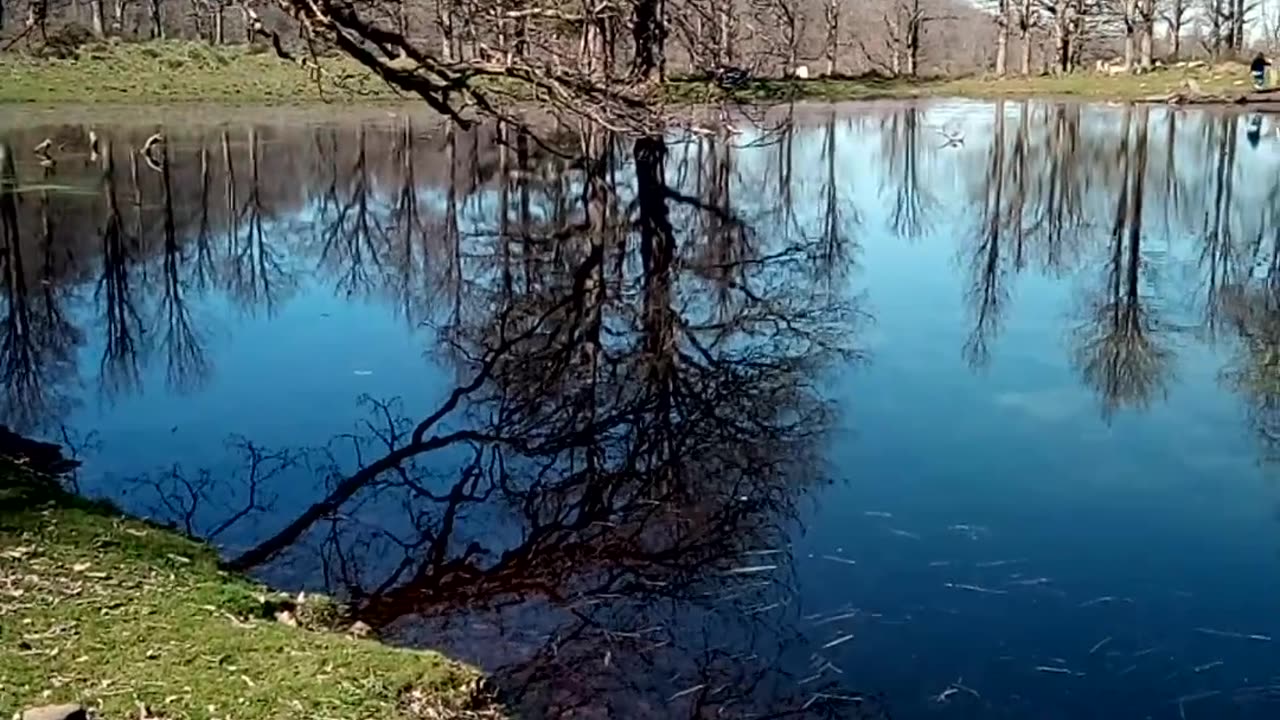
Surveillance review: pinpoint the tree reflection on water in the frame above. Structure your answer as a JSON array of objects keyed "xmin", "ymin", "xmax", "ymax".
[{"xmin": 8, "ymin": 102, "xmax": 1280, "ymax": 716}]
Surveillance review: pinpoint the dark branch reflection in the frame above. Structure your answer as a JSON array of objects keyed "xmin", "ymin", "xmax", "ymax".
[
  {"xmin": 1069, "ymin": 106, "xmax": 1172, "ymax": 418},
  {"xmin": 11, "ymin": 102, "xmax": 1280, "ymax": 714}
]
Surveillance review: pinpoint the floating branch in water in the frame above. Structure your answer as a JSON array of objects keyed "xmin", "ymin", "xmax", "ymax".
[
  {"xmin": 1007, "ymin": 576, "xmax": 1052, "ymax": 587},
  {"xmin": 944, "ymin": 582, "xmax": 1008, "ymax": 595},
  {"xmin": 948, "ymin": 523, "xmax": 989, "ymax": 538},
  {"xmin": 667, "ymin": 684, "xmax": 705, "ymax": 701},
  {"xmin": 811, "ymin": 610, "xmax": 860, "ymax": 627},
  {"xmin": 722, "ymin": 564, "xmax": 777, "ymax": 575},
  {"xmin": 932, "ymin": 677, "xmax": 981, "ymax": 704},
  {"xmin": 820, "ymin": 554, "xmax": 858, "ymax": 566},
  {"xmin": 821, "ymin": 634, "xmax": 854, "ymax": 649},
  {"xmin": 801, "ymin": 692, "xmax": 866, "ymax": 711},
  {"xmin": 1195, "ymin": 627, "xmax": 1273, "ymax": 642},
  {"xmin": 1078, "ymin": 595, "xmax": 1132, "ymax": 607},
  {"xmin": 1173, "ymin": 690, "xmax": 1222, "ymax": 704}
]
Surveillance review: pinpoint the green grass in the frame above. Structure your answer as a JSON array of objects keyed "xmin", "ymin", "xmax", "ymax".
[
  {"xmin": 666, "ymin": 63, "xmax": 1257, "ymax": 104},
  {"xmin": 0, "ymin": 39, "xmax": 1263, "ymax": 105},
  {"xmin": 0, "ymin": 39, "xmax": 397, "ymax": 104},
  {"xmin": 0, "ymin": 465, "xmax": 501, "ymax": 720}
]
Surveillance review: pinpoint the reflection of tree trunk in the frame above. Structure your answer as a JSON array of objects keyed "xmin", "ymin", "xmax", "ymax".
[
  {"xmin": 1202, "ymin": 115, "xmax": 1238, "ymax": 334},
  {"xmin": 393, "ymin": 116, "xmax": 423, "ymax": 322},
  {"xmin": 633, "ymin": 135, "xmax": 677, "ymax": 472},
  {"xmin": 1041, "ymin": 105, "xmax": 1081, "ymax": 267},
  {"xmin": 634, "ymin": 135, "xmax": 674, "ymax": 362},
  {"xmin": 777, "ymin": 115, "xmax": 794, "ymax": 231},
  {"xmin": 98, "ymin": 142, "xmax": 143, "ymax": 397},
  {"xmin": 885, "ymin": 108, "xmax": 931, "ymax": 239},
  {"xmin": 965, "ymin": 101, "xmax": 1007, "ymax": 368},
  {"xmin": 158, "ymin": 139, "xmax": 207, "ymax": 391},
  {"xmin": 193, "ymin": 143, "xmax": 216, "ymax": 290},
  {"xmin": 516, "ymin": 128, "xmax": 533, "ymax": 294},
  {"xmin": 497, "ymin": 122, "xmax": 513, "ymax": 299},
  {"xmin": 445, "ymin": 121, "xmax": 461, "ymax": 323},
  {"xmin": 0, "ymin": 142, "xmax": 40, "ymax": 431},
  {"xmin": 818, "ymin": 111, "xmax": 852, "ymax": 281}
]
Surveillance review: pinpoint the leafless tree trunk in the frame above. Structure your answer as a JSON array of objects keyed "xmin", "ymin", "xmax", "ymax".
[
  {"xmin": 1162, "ymin": 0, "xmax": 1191, "ymax": 60},
  {"xmin": 995, "ymin": 0, "xmax": 1010, "ymax": 75},
  {"xmin": 632, "ymin": 0, "xmax": 666, "ymax": 82},
  {"xmin": 1119, "ymin": 0, "xmax": 1139, "ymax": 69},
  {"xmin": 1204, "ymin": 0, "xmax": 1226, "ymax": 57},
  {"xmin": 88, "ymin": 0, "xmax": 104, "ymax": 35},
  {"xmin": 1018, "ymin": 0, "xmax": 1034, "ymax": 74},
  {"xmin": 1232, "ymin": 0, "xmax": 1246, "ymax": 50},
  {"xmin": 717, "ymin": 0, "xmax": 735, "ymax": 65},
  {"xmin": 24, "ymin": 0, "xmax": 48, "ymax": 42},
  {"xmin": 147, "ymin": 0, "xmax": 162, "ymax": 38},
  {"xmin": 885, "ymin": 0, "xmax": 932, "ymax": 77},
  {"xmin": 825, "ymin": 0, "xmax": 840, "ymax": 75},
  {"xmin": 435, "ymin": 0, "xmax": 455, "ymax": 61},
  {"xmin": 1138, "ymin": 0, "xmax": 1154, "ymax": 67}
]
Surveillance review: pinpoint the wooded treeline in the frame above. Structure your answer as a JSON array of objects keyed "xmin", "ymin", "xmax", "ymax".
[{"xmin": 4, "ymin": 0, "xmax": 1280, "ymax": 78}]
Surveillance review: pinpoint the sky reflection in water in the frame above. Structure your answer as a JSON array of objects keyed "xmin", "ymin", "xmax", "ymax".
[{"xmin": 1, "ymin": 101, "xmax": 1279, "ymax": 718}]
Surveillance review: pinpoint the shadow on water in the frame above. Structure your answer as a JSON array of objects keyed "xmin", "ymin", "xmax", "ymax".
[{"xmin": 4, "ymin": 102, "xmax": 1280, "ymax": 717}]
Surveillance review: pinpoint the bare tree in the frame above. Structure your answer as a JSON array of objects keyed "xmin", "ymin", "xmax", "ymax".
[
  {"xmin": 1113, "ymin": 0, "xmax": 1142, "ymax": 69},
  {"xmin": 1016, "ymin": 0, "xmax": 1036, "ymax": 74},
  {"xmin": 146, "ymin": 0, "xmax": 162, "ymax": 38},
  {"xmin": 1161, "ymin": 0, "xmax": 1193, "ymax": 60},
  {"xmin": 991, "ymin": 0, "xmax": 1011, "ymax": 75},
  {"xmin": 824, "ymin": 0, "xmax": 841, "ymax": 75},
  {"xmin": 883, "ymin": 0, "xmax": 951, "ymax": 77},
  {"xmin": 88, "ymin": 0, "xmax": 104, "ymax": 35}
]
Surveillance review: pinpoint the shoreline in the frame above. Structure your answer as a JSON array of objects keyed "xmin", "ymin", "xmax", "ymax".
[
  {"xmin": 0, "ymin": 463, "xmax": 504, "ymax": 720},
  {"xmin": 0, "ymin": 40, "xmax": 1262, "ymax": 108}
]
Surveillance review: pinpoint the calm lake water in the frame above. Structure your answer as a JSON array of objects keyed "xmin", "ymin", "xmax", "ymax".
[{"xmin": 3, "ymin": 101, "xmax": 1280, "ymax": 718}]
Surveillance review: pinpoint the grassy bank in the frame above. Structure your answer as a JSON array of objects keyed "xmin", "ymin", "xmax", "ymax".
[
  {"xmin": 0, "ymin": 464, "xmax": 500, "ymax": 720},
  {"xmin": 665, "ymin": 64, "xmax": 1252, "ymax": 104},
  {"xmin": 0, "ymin": 40, "xmax": 396, "ymax": 103},
  {"xmin": 0, "ymin": 39, "xmax": 1258, "ymax": 105}
]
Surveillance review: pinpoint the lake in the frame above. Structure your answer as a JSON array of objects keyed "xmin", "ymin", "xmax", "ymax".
[{"xmin": 2, "ymin": 100, "xmax": 1279, "ymax": 718}]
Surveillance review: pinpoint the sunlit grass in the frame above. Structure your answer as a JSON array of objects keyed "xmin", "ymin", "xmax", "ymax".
[
  {"xmin": 0, "ymin": 40, "xmax": 398, "ymax": 104},
  {"xmin": 0, "ymin": 40, "xmax": 1262, "ymax": 105},
  {"xmin": 0, "ymin": 465, "xmax": 499, "ymax": 720}
]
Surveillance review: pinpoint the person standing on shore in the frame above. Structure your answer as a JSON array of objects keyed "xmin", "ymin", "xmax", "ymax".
[{"xmin": 1252, "ymin": 53, "xmax": 1271, "ymax": 90}]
